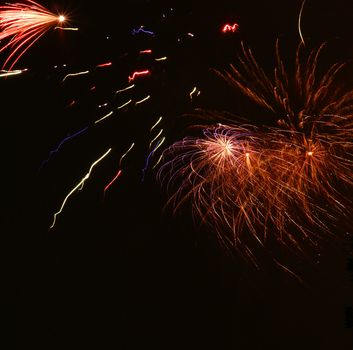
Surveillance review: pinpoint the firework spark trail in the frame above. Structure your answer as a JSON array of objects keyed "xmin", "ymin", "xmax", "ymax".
[
  {"xmin": 40, "ymin": 126, "xmax": 89, "ymax": 167},
  {"xmin": 298, "ymin": 0, "xmax": 307, "ymax": 46},
  {"xmin": 54, "ymin": 26, "xmax": 78, "ymax": 31},
  {"xmin": 104, "ymin": 170, "xmax": 122, "ymax": 194},
  {"xmin": 222, "ymin": 23, "xmax": 239, "ymax": 33},
  {"xmin": 62, "ymin": 70, "xmax": 90, "ymax": 83},
  {"xmin": 131, "ymin": 26, "xmax": 155, "ymax": 36},
  {"xmin": 128, "ymin": 69, "xmax": 150, "ymax": 82},
  {"xmin": 139, "ymin": 49, "xmax": 152, "ymax": 54},
  {"xmin": 142, "ymin": 137, "xmax": 165, "ymax": 181},
  {"xmin": 103, "ymin": 143, "xmax": 135, "ymax": 194},
  {"xmin": 117, "ymin": 99, "xmax": 132, "ymax": 110},
  {"xmin": 115, "ymin": 84, "xmax": 135, "ymax": 95},
  {"xmin": 0, "ymin": 0, "xmax": 68, "ymax": 70},
  {"xmin": 150, "ymin": 116, "xmax": 163, "ymax": 132},
  {"xmin": 149, "ymin": 129, "xmax": 163, "ymax": 149},
  {"xmin": 96, "ymin": 62, "xmax": 112, "ymax": 68},
  {"xmin": 135, "ymin": 95, "xmax": 151, "ymax": 105},
  {"xmin": 0, "ymin": 69, "xmax": 26, "ymax": 77},
  {"xmin": 94, "ymin": 111, "xmax": 114, "ymax": 124},
  {"xmin": 49, "ymin": 148, "xmax": 112, "ymax": 230},
  {"xmin": 155, "ymin": 56, "xmax": 167, "ymax": 61},
  {"xmin": 189, "ymin": 86, "xmax": 201, "ymax": 101}
]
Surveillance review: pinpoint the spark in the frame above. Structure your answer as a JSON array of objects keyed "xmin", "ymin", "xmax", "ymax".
[
  {"xmin": 65, "ymin": 100, "xmax": 76, "ymax": 108},
  {"xmin": 139, "ymin": 49, "xmax": 152, "ymax": 54},
  {"xmin": 0, "ymin": 1, "xmax": 70, "ymax": 70},
  {"xmin": 131, "ymin": 26, "xmax": 155, "ymax": 36},
  {"xmin": 152, "ymin": 154, "xmax": 164, "ymax": 169},
  {"xmin": 104, "ymin": 170, "xmax": 122, "ymax": 194},
  {"xmin": 222, "ymin": 23, "xmax": 239, "ymax": 33},
  {"xmin": 96, "ymin": 62, "xmax": 112, "ymax": 68},
  {"xmin": 142, "ymin": 137, "xmax": 165, "ymax": 181},
  {"xmin": 155, "ymin": 56, "xmax": 167, "ymax": 61},
  {"xmin": 298, "ymin": 0, "xmax": 307, "ymax": 46},
  {"xmin": 128, "ymin": 69, "xmax": 150, "ymax": 82},
  {"xmin": 41, "ymin": 126, "xmax": 88, "ymax": 167},
  {"xmin": 104, "ymin": 143, "xmax": 135, "ymax": 194},
  {"xmin": 94, "ymin": 111, "xmax": 114, "ymax": 124},
  {"xmin": 62, "ymin": 70, "xmax": 89, "ymax": 83},
  {"xmin": 49, "ymin": 148, "xmax": 112, "ymax": 230},
  {"xmin": 149, "ymin": 129, "xmax": 164, "ymax": 149},
  {"xmin": 187, "ymin": 32, "xmax": 195, "ymax": 37},
  {"xmin": 189, "ymin": 86, "xmax": 201, "ymax": 100},
  {"xmin": 54, "ymin": 26, "xmax": 78, "ymax": 31},
  {"xmin": 0, "ymin": 69, "xmax": 24, "ymax": 77},
  {"xmin": 135, "ymin": 95, "xmax": 151, "ymax": 105},
  {"xmin": 117, "ymin": 99, "xmax": 132, "ymax": 110},
  {"xmin": 119, "ymin": 142, "xmax": 135, "ymax": 167},
  {"xmin": 150, "ymin": 116, "xmax": 163, "ymax": 132},
  {"xmin": 115, "ymin": 84, "xmax": 135, "ymax": 95}
]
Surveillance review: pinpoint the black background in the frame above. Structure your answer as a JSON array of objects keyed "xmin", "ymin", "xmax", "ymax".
[{"xmin": 7, "ymin": 0, "xmax": 353, "ymax": 348}]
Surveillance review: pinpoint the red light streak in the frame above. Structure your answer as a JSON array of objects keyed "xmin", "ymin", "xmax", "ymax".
[
  {"xmin": 96, "ymin": 62, "xmax": 112, "ymax": 68},
  {"xmin": 104, "ymin": 170, "xmax": 122, "ymax": 194},
  {"xmin": 128, "ymin": 69, "xmax": 150, "ymax": 82},
  {"xmin": 222, "ymin": 23, "xmax": 239, "ymax": 33}
]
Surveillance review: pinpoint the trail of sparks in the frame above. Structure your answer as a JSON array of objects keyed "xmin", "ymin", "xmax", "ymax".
[
  {"xmin": 142, "ymin": 137, "xmax": 165, "ymax": 181},
  {"xmin": 49, "ymin": 148, "xmax": 112, "ymax": 230},
  {"xmin": 119, "ymin": 142, "xmax": 135, "ymax": 167},
  {"xmin": 222, "ymin": 23, "xmax": 239, "ymax": 33},
  {"xmin": 41, "ymin": 126, "xmax": 89, "ymax": 167},
  {"xmin": 150, "ymin": 116, "xmax": 163, "ymax": 132},
  {"xmin": 104, "ymin": 170, "xmax": 122, "ymax": 194},
  {"xmin": 155, "ymin": 56, "xmax": 167, "ymax": 61},
  {"xmin": 131, "ymin": 26, "xmax": 155, "ymax": 36},
  {"xmin": 149, "ymin": 129, "xmax": 163, "ymax": 149},
  {"xmin": 152, "ymin": 154, "xmax": 164, "ymax": 169},
  {"xmin": 117, "ymin": 99, "xmax": 132, "ymax": 110},
  {"xmin": 94, "ymin": 111, "xmax": 114, "ymax": 124},
  {"xmin": 0, "ymin": 69, "xmax": 25, "ymax": 77},
  {"xmin": 189, "ymin": 86, "xmax": 201, "ymax": 100},
  {"xmin": 54, "ymin": 26, "xmax": 78, "ymax": 31},
  {"xmin": 115, "ymin": 84, "xmax": 135, "ymax": 95},
  {"xmin": 139, "ymin": 49, "xmax": 152, "ymax": 54},
  {"xmin": 128, "ymin": 69, "xmax": 150, "ymax": 82},
  {"xmin": 96, "ymin": 62, "xmax": 112, "ymax": 68},
  {"xmin": 62, "ymin": 70, "xmax": 89, "ymax": 82},
  {"xmin": 104, "ymin": 143, "xmax": 135, "ymax": 194},
  {"xmin": 298, "ymin": 0, "xmax": 307, "ymax": 46},
  {"xmin": 135, "ymin": 95, "xmax": 151, "ymax": 105}
]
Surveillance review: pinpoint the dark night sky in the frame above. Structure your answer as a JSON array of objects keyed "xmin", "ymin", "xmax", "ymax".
[{"xmin": 7, "ymin": 0, "xmax": 353, "ymax": 349}]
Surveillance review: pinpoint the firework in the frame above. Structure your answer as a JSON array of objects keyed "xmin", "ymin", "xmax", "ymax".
[
  {"xmin": 158, "ymin": 42, "xmax": 353, "ymax": 260},
  {"xmin": 0, "ymin": 0, "xmax": 67, "ymax": 70}
]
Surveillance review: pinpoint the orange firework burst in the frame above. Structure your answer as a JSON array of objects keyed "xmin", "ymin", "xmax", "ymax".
[
  {"xmin": 0, "ymin": 0, "xmax": 67, "ymax": 70},
  {"xmin": 158, "ymin": 42, "xmax": 353, "ymax": 263}
]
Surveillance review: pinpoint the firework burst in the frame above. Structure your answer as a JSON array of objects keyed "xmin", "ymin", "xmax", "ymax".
[
  {"xmin": 0, "ymin": 0, "xmax": 67, "ymax": 70},
  {"xmin": 158, "ymin": 42, "xmax": 353, "ymax": 261}
]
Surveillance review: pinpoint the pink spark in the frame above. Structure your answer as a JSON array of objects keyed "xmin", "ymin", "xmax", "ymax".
[{"xmin": 139, "ymin": 49, "xmax": 152, "ymax": 54}]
